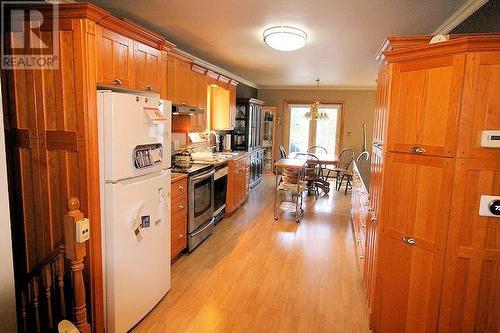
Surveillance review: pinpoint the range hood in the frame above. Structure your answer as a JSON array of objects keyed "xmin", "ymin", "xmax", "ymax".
[{"xmin": 172, "ymin": 104, "xmax": 204, "ymax": 115}]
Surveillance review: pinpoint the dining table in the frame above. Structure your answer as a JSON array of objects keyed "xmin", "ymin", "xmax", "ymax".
[
  {"xmin": 286, "ymin": 152, "xmax": 340, "ymax": 194},
  {"xmin": 287, "ymin": 152, "xmax": 340, "ymax": 166}
]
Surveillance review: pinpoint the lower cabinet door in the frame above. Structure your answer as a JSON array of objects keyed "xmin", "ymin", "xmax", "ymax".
[{"xmin": 374, "ymin": 152, "xmax": 454, "ymax": 333}]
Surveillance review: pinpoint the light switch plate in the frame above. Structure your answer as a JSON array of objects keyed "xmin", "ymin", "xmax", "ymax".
[
  {"xmin": 75, "ymin": 218, "xmax": 90, "ymax": 243},
  {"xmin": 479, "ymin": 195, "xmax": 500, "ymax": 217}
]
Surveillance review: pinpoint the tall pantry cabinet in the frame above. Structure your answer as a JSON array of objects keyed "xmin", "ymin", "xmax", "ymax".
[{"xmin": 368, "ymin": 35, "xmax": 500, "ymax": 333}]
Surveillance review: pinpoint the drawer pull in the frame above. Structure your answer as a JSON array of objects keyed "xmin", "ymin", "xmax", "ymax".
[
  {"xmin": 178, "ymin": 234, "xmax": 184, "ymax": 239},
  {"xmin": 112, "ymin": 78, "xmax": 122, "ymax": 86},
  {"xmin": 402, "ymin": 236, "xmax": 417, "ymax": 246},
  {"xmin": 178, "ymin": 205, "xmax": 184, "ymax": 210},
  {"xmin": 146, "ymin": 85, "xmax": 152, "ymax": 91},
  {"xmin": 178, "ymin": 185, "xmax": 184, "ymax": 191},
  {"xmin": 409, "ymin": 146, "xmax": 425, "ymax": 154}
]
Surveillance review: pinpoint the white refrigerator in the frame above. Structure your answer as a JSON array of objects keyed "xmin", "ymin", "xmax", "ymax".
[{"xmin": 97, "ymin": 90, "xmax": 172, "ymax": 333}]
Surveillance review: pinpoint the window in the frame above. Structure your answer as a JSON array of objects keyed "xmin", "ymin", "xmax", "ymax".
[{"xmin": 288, "ymin": 104, "xmax": 342, "ymax": 154}]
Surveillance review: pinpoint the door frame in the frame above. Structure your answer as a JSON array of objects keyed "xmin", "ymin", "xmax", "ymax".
[{"xmin": 283, "ymin": 100, "xmax": 345, "ymax": 154}]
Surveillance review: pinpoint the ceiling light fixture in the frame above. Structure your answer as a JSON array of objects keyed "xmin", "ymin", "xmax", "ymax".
[{"xmin": 263, "ymin": 26, "xmax": 307, "ymax": 51}]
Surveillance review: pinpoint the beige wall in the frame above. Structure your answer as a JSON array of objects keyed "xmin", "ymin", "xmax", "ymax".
[{"xmin": 257, "ymin": 89, "xmax": 376, "ymax": 159}]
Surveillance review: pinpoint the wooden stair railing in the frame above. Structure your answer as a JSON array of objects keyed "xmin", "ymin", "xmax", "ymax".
[
  {"xmin": 18, "ymin": 197, "xmax": 91, "ymax": 333},
  {"xmin": 64, "ymin": 197, "xmax": 91, "ymax": 333}
]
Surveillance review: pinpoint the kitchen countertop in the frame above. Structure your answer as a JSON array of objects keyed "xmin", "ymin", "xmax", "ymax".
[
  {"xmin": 354, "ymin": 159, "xmax": 370, "ymax": 192},
  {"xmin": 171, "ymin": 172, "xmax": 188, "ymax": 182},
  {"xmin": 192, "ymin": 151, "xmax": 249, "ymax": 167}
]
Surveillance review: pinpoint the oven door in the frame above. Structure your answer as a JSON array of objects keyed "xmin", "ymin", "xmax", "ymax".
[{"xmin": 188, "ymin": 170, "xmax": 215, "ymax": 233}]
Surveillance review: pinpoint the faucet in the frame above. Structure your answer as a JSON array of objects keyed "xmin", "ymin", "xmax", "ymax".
[{"xmin": 207, "ymin": 130, "xmax": 219, "ymax": 153}]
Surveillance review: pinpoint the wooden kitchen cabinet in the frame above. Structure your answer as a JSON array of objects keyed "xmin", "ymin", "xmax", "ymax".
[
  {"xmin": 457, "ymin": 51, "xmax": 500, "ymax": 159},
  {"xmin": 132, "ymin": 41, "xmax": 160, "ymax": 93},
  {"xmin": 159, "ymin": 51, "xmax": 168, "ymax": 100},
  {"xmin": 437, "ymin": 158, "xmax": 500, "ymax": 332},
  {"xmin": 365, "ymin": 35, "xmax": 500, "ymax": 333},
  {"xmin": 171, "ymin": 176, "xmax": 188, "ymax": 260},
  {"xmin": 189, "ymin": 70, "xmax": 208, "ymax": 132},
  {"xmin": 386, "ymin": 54, "xmax": 466, "ymax": 157},
  {"xmin": 226, "ymin": 155, "xmax": 249, "ymax": 214},
  {"xmin": 96, "ymin": 27, "xmax": 134, "ymax": 88},
  {"xmin": 374, "ymin": 152, "xmax": 454, "ymax": 332}
]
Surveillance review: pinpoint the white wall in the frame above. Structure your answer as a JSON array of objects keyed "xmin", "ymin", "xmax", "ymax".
[{"xmin": 0, "ymin": 81, "xmax": 17, "ymax": 332}]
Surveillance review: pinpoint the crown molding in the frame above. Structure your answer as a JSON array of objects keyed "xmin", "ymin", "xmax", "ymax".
[
  {"xmin": 259, "ymin": 85, "xmax": 376, "ymax": 91},
  {"xmin": 433, "ymin": 0, "xmax": 489, "ymax": 34},
  {"xmin": 175, "ymin": 48, "xmax": 258, "ymax": 88}
]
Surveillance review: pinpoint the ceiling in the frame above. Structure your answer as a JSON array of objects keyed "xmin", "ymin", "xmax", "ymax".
[{"xmin": 84, "ymin": 0, "xmax": 468, "ymax": 88}]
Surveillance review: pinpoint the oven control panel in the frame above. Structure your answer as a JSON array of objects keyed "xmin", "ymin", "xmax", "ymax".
[{"xmin": 133, "ymin": 143, "xmax": 163, "ymax": 169}]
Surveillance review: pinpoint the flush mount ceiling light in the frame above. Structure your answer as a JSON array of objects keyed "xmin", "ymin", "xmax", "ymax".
[{"xmin": 263, "ymin": 26, "xmax": 307, "ymax": 51}]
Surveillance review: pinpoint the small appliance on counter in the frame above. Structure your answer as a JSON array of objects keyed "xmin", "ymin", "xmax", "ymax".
[{"xmin": 172, "ymin": 149, "xmax": 193, "ymax": 170}]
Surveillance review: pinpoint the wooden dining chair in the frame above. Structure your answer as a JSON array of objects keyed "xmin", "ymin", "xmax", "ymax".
[
  {"xmin": 293, "ymin": 153, "xmax": 328, "ymax": 197},
  {"xmin": 307, "ymin": 145, "xmax": 328, "ymax": 154},
  {"xmin": 324, "ymin": 148, "xmax": 354, "ymax": 184},
  {"xmin": 338, "ymin": 150, "xmax": 369, "ymax": 195}
]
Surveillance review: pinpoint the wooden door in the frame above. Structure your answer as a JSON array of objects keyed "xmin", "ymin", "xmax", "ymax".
[
  {"xmin": 133, "ymin": 41, "xmax": 160, "ymax": 92},
  {"xmin": 386, "ymin": 55, "xmax": 466, "ymax": 157},
  {"xmin": 457, "ymin": 52, "xmax": 500, "ymax": 159},
  {"xmin": 374, "ymin": 152, "xmax": 454, "ymax": 332},
  {"xmin": 226, "ymin": 162, "xmax": 237, "ymax": 213},
  {"xmin": 177, "ymin": 59, "xmax": 191, "ymax": 105},
  {"xmin": 438, "ymin": 158, "xmax": 499, "ymax": 332},
  {"xmin": 96, "ymin": 27, "xmax": 133, "ymax": 88},
  {"xmin": 2, "ymin": 18, "xmax": 103, "ymax": 331}
]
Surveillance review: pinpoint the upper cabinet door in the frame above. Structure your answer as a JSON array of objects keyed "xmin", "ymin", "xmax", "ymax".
[
  {"xmin": 132, "ymin": 41, "xmax": 160, "ymax": 93},
  {"xmin": 457, "ymin": 52, "xmax": 500, "ymax": 159},
  {"xmin": 373, "ymin": 62, "xmax": 391, "ymax": 148},
  {"xmin": 374, "ymin": 152, "xmax": 454, "ymax": 333},
  {"xmin": 159, "ymin": 51, "xmax": 168, "ymax": 100},
  {"xmin": 97, "ymin": 28, "xmax": 133, "ymax": 88},
  {"xmin": 386, "ymin": 55, "xmax": 466, "ymax": 157}
]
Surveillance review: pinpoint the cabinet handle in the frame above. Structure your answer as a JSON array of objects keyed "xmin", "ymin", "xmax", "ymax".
[
  {"xmin": 178, "ymin": 205, "xmax": 184, "ymax": 210},
  {"xmin": 178, "ymin": 234, "xmax": 184, "ymax": 239},
  {"xmin": 178, "ymin": 185, "xmax": 184, "ymax": 191},
  {"xmin": 402, "ymin": 236, "xmax": 417, "ymax": 246},
  {"xmin": 112, "ymin": 78, "xmax": 122, "ymax": 86},
  {"xmin": 145, "ymin": 85, "xmax": 152, "ymax": 91},
  {"xmin": 371, "ymin": 217, "xmax": 377, "ymax": 222},
  {"xmin": 409, "ymin": 146, "xmax": 425, "ymax": 154}
]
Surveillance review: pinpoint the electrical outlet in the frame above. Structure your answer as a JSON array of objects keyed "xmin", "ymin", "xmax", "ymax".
[{"xmin": 76, "ymin": 218, "xmax": 90, "ymax": 243}]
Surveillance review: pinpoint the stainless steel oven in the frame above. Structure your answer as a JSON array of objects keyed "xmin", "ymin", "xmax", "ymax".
[
  {"xmin": 213, "ymin": 164, "xmax": 228, "ymax": 223},
  {"xmin": 188, "ymin": 167, "xmax": 215, "ymax": 251}
]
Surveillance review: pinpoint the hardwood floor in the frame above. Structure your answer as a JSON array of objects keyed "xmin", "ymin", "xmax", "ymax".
[{"xmin": 133, "ymin": 175, "xmax": 370, "ymax": 332}]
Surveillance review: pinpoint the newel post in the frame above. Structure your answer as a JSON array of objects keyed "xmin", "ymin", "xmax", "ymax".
[{"xmin": 64, "ymin": 197, "xmax": 91, "ymax": 333}]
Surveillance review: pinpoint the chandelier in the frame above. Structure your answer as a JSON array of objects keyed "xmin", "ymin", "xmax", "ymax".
[{"xmin": 305, "ymin": 78, "xmax": 327, "ymax": 120}]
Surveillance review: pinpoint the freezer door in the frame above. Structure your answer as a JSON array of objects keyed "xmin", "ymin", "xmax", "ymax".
[
  {"xmin": 103, "ymin": 170, "xmax": 171, "ymax": 333},
  {"xmin": 98, "ymin": 90, "xmax": 171, "ymax": 182}
]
